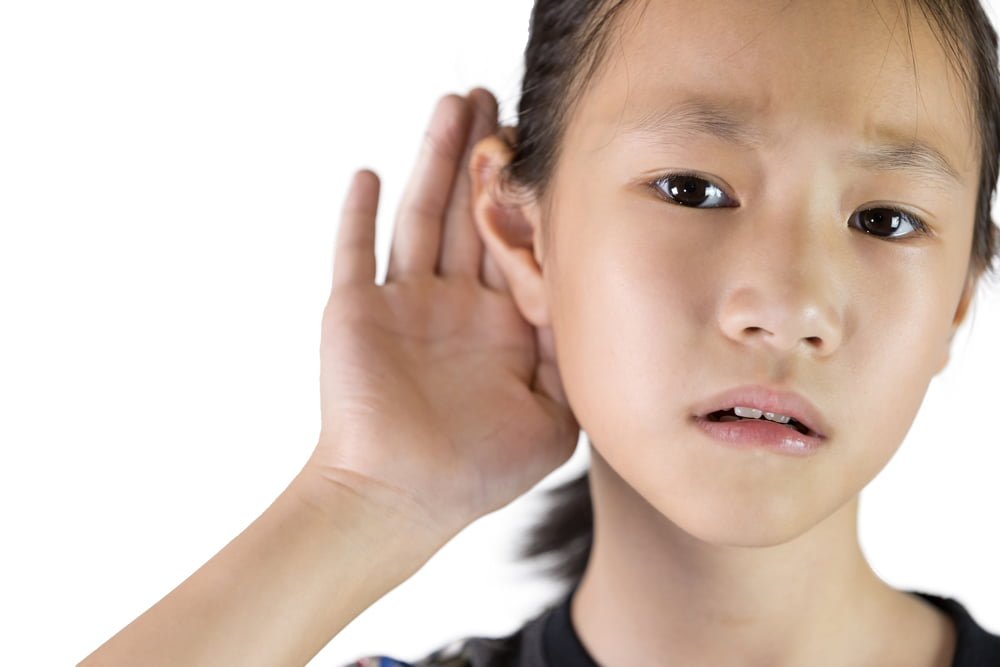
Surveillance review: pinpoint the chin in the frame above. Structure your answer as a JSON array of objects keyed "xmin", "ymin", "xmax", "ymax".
[
  {"xmin": 673, "ymin": 507, "xmax": 817, "ymax": 548},
  {"xmin": 591, "ymin": 437, "xmax": 857, "ymax": 549},
  {"xmin": 647, "ymin": 482, "xmax": 837, "ymax": 549}
]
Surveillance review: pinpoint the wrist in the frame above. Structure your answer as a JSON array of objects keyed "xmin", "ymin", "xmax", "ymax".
[{"xmin": 287, "ymin": 463, "xmax": 452, "ymax": 570}]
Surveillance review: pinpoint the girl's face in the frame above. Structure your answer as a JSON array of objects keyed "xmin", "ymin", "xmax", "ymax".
[{"xmin": 539, "ymin": 0, "xmax": 980, "ymax": 544}]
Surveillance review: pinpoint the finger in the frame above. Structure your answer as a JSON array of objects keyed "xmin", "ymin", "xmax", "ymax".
[
  {"xmin": 385, "ymin": 94, "xmax": 473, "ymax": 283},
  {"xmin": 498, "ymin": 125, "xmax": 517, "ymax": 148},
  {"xmin": 481, "ymin": 242, "xmax": 509, "ymax": 293},
  {"xmin": 532, "ymin": 324, "xmax": 569, "ymax": 407},
  {"xmin": 438, "ymin": 87, "xmax": 498, "ymax": 278},
  {"xmin": 478, "ymin": 125, "xmax": 517, "ymax": 293},
  {"xmin": 332, "ymin": 169, "xmax": 380, "ymax": 288},
  {"xmin": 532, "ymin": 324, "xmax": 580, "ymax": 455}
]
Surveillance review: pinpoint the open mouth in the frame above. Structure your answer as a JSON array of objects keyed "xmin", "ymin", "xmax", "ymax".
[{"xmin": 705, "ymin": 408, "xmax": 814, "ymax": 437}]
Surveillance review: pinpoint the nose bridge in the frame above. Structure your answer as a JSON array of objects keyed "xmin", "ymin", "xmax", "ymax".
[{"xmin": 716, "ymin": 175, "xmax": 845, "ymax": 356}]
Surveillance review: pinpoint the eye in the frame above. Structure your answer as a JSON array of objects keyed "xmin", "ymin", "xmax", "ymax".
[
  {"xmin": 848, "ymin": 207, "xmax": 932, "ymax": 240},
  {"xmin": 647, "ymin": 172, "xmax": 933, "ymax": 242},
  {"xmin": 648, "ymin": 172, "xmax": 737, "ymax": 208}
]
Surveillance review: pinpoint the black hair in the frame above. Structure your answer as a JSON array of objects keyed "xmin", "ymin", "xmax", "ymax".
[{"xmin": 501, "ymin": 0, "xmax": 1000, "ymax": 600}]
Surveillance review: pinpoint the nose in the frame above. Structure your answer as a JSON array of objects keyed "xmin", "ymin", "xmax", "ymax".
[{"xmin": 715, "ymin": 211, "xmax": 845, "ymax": 358}]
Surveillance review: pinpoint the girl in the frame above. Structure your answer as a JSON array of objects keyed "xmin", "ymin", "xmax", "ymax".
[{"xmin": 81, "ymin": 0, "xmax": 1000, "ymax": 665}]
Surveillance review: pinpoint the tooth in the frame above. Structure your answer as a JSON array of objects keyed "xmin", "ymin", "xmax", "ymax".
[
  {"xmin": 733, "ymin": 406, "xmax": 763, "ymax": 419},
  {"xmin": 763, "ymin": 411, "xmax": 792, "ymax": 424}
]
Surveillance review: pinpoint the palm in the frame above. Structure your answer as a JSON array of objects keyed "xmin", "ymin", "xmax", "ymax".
[{"xmin": 307, "ymin": 90, "xmax": 578, "ymax": 539}]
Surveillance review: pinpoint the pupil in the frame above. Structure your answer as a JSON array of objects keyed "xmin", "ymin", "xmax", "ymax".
[
  {"xmin": 862, "ymin": 208, "xmax": 901, "ymax": 235},
  {"xmin": 670, "ymin": 177, "xmax": 707, "ymax": 206}
]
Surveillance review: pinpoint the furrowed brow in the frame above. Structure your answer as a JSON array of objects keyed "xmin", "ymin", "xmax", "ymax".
[
  {"xmin": 843, "ymin": 137, "xmax": 964, "ymax": 189},
  {"xmin": 619, "ymin": 97, "xmax": 767, "ymax": 150},
  {"xmin": 618, "ymin": 96, "xmax": 964, "ymax": 189}
]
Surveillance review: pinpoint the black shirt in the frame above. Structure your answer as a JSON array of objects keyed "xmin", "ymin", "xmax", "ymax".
[{"xmin": 346, "ymin": 586, "xmax": 1000, "ymax": 667}]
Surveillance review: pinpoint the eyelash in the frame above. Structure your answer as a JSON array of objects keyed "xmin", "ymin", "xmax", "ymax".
[{"xmin": 647, "ymin": 171, "xmax": 933, "ymax": 241}]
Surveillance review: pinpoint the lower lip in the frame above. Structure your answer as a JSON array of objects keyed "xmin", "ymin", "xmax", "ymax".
[{"xmin": 693, "ymin": 416, "xmax": 826, "ymax": 457}]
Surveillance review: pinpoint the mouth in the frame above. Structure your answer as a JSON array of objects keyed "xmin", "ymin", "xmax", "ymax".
[
  {"xmin": 691, "ymin": 384, "xmax": 830, "ymax": 440},
  {"xmin": 702, "ymin": 408, "xmax": 817, "ymax": 438}
]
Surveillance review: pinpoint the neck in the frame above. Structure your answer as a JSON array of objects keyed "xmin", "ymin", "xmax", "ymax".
[{"xmin": 570, "ymin": 449, "xmax": 906, "ymax": 667}]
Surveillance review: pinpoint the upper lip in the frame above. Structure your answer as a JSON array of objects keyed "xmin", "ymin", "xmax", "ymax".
[{"xmin": 692, "ymin": 384, "xmax": 830, "ymax": 438}]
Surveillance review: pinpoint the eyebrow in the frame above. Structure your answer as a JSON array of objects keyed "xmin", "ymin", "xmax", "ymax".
[{"xmin": 618, "ymin": 96, "xmax": 965, "ymax": 189}]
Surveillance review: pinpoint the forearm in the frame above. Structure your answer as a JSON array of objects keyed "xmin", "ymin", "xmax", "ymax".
[{"xmin": 79, "ymin": 470, "xmax": 443, "ymax": 667}]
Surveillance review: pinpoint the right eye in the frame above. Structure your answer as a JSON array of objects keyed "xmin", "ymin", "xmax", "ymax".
[{"xmin": 649, "ymin": 172, "xmax": 738, "ymax": 208}]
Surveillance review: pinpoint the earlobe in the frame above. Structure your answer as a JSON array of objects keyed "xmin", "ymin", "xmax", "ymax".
[{"xmin": 468, "ymin": 134, "xmax": 552, "ymax": 327}]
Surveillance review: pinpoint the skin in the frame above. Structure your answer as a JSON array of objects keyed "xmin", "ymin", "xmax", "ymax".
[{"xmin": 470, "ymin": 0, "xmax": 983, "ymax": 665}]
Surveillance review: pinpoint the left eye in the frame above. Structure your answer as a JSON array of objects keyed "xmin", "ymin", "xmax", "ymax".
[
  {"xmin": 848, "ymin": 207, "xmax": 930, "ymax": 240},
  {"xmin": 649, "ymin": 172, "xmax": 736, "ymax": 208}
]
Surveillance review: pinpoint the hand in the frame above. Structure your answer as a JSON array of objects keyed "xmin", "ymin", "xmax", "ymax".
[{"xmin": 300, "ymin": 88, "xmax": 580, "ymax": 542}]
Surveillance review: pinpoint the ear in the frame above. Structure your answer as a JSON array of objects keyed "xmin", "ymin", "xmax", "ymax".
[
  {"xmin": 468, "ymin": 131, "xmax": 551, "ymax": 327},
  {"xmin": 936, "ymin": 269, "xmax": 978, "ymax": 374}
]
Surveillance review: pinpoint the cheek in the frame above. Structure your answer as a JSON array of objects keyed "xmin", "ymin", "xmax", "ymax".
[
  {"xmin": 549, "ymin": 213, "xmax": 701, "ymax": 447},
  {"xmin": 835, "ymin": 283, "xmax": 951, "ymax": 457}
]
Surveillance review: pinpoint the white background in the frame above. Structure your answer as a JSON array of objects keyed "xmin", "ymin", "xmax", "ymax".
[{"xmin": 1, "ymin": 1, "xmax": 998, "ymax": 665}]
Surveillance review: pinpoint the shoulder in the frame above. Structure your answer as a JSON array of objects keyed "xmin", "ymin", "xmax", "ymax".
[
  {"xmin": 343, "ymin": 635, "xmax": 530, "ymax": 667},
  {"xmin": 909, "ymin": 590, "xmax": 1000, "ymax": 667},
  {"xmin": 342, "ymin": 603, "xmax": 556, "ymax": 667},
  {"xmin": 341, "ymin": 637, "xmax": 521, "ymax": 667}
]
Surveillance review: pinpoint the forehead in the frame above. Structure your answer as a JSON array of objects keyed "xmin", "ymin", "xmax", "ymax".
[{"xmin": 565, "ymin": 0, "xmax": 978, "ymax": 179}]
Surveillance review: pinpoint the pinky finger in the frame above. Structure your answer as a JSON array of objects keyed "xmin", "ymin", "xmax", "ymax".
[{"xmin": 332, "ymin": 169, "xmax": 380, "ymax": 288}]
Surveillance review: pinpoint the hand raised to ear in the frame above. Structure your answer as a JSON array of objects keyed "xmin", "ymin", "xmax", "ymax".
[{"xmin": 313, "ymin": 90, "xmax": 580, "ymax": 542}]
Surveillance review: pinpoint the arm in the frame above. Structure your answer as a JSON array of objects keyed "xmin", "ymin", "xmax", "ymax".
[
  {"xmin": 79, "ymin": 87, "xmax": 576, "ymax": 666},
  {"xmin": 78, "ymin": 468, "xmax": 446, "ymax": 667}
]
